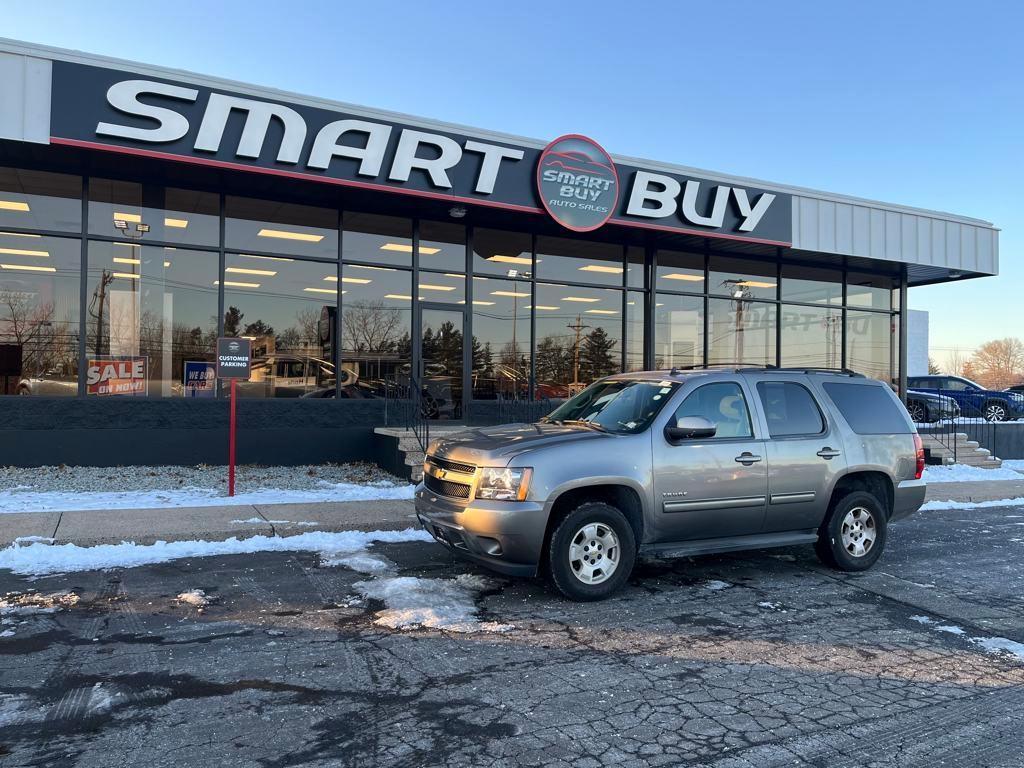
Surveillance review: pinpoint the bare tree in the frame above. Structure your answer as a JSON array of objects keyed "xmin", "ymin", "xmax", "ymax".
[
  {"xmin": 342, "ymin": 300, "xmax": 404, "ymax": 353},
  {"xmin": 967, "ymin": 337, "xmax": 1024, "ymax": 389},
  {"xmin": 945, "ymin": 347, "xmax": 970, "ymax": 377}
]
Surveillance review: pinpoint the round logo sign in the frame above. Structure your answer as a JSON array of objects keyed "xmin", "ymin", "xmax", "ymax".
[{"xmin": 536, "ymin": 134, "xmax": 619, "ymax": 232}]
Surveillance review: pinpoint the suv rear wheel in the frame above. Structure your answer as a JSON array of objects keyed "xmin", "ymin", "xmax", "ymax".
[
  {"xmin": 815, "ymin": 491, "xmax": 887, "ymax": 571},
  {"xmin": 983, "ymin": 401, "xmax": 1008, "ymax": 422},
  {"xmin": 547, "ymin": 501, "xmax": 636, "ymax": 601}
]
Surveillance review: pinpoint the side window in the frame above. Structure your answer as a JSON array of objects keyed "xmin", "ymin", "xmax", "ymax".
[
  {"xmin": 756, "ymin": 381, "xmax": 825, "ymax": 437},
  {"xmin": 673, "ymin": 382, "xmax": 753, "ymax": 439},
  {"xmin": 943, "ymin": 379, "xmax": 967, "ymax": 392}
]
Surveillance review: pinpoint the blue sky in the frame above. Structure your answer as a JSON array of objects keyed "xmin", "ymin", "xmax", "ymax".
[{"xmin": 4, "ymin": 0, "xmax": 1019, "ymax": 365}]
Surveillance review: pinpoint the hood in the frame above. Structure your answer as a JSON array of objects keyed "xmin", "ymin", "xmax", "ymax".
[
  {"xmin": 428, "ymin": 422, "xmax": 609, "ymax": 466},
  {"xmin": 909, "ymin": 390, "xmax": 954, "ymax": 405}
]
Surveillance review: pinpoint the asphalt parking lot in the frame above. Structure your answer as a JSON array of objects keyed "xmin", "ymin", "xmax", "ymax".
[{"xmin": 2, "ymin": 505, "xmax": 1024, "ymax": 768}]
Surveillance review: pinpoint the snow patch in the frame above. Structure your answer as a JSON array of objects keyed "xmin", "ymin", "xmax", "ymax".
[
  {"xmin": 355, "ymin": 574, "xmax": 512, "ymax": 633},
  {"xmin": 0, "ymin": 529, "xmax": 433, "ymax": 576},
  {"xmin": 231, "ymin": 518, "xmax": 318, "ymax": 526},
  {"xmin": 13, "ymin": 536, "xmax": 55, "ymax": 546},
  {"xmin": 321, "ymin": 549, "xmax": 394, "ymax": 574},
  {"xmin": 0, "ymin": 482, "xmax": 415, "ymax": 515},
  {"xmin": 704, "ymin": 579, "xmax": 732, "ymax": 591},
  {"xmin": 922, "ymin": 465, "xmax": 1024, "ymax": 483},
  {"xmin": 176, "ymin": 589, "xmax": 212, "ymax": 608},
  {"xmin": 0, "ymin": 591, "xmax": 79, "ymax": 615},
  {"xmin": 910, "ymin": 613, "xmax": 1024, "ymax": 662},
  {"xmin": 922, "ymin": 498, "xmax": 1024, "ymax": 512}
]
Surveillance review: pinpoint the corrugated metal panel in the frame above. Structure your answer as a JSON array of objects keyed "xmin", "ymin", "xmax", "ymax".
[
  {"xmin": 0, "ymin": 52, "xmax": 50, "ymax": 144},
  {"xmin": 792, "ymin": 194, "xmax": 998, "ymax": 277}
]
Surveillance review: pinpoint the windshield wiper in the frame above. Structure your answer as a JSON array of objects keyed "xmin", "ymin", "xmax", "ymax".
[{"xmin": 563, "ymin": 419, "xmax": 609, "ymax": 433}]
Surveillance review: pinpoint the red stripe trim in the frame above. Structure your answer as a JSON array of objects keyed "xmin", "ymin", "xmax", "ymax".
[{"xmin": 50, "ymin": 136, "xmax": 792, "ymax": 247}]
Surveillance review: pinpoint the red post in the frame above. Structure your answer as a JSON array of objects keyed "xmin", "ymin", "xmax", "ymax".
[{"xmin": 228, "ymin": 377, "xmax": 237, "ymax": 496}]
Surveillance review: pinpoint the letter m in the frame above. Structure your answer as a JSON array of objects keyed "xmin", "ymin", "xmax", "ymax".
[{"xmin": 194, "ymin": 93, "xmax": 306, "ymax": 163}]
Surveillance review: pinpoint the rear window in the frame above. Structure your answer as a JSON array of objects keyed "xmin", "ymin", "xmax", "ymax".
[
  {"xmin": 823, "ymin": 382, "xmax": 910, "ymax": 435},
  {"xmin": 757, "ymin": 381, "xmax": 825, "ymax": 437}
]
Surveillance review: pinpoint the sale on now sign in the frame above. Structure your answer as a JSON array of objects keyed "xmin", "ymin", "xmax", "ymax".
[{"xmin": 86, "ymin": 356, "xmax": 149, "ymax": 396}]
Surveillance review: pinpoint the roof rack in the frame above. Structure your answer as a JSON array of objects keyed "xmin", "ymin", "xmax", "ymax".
[
  {"xmin": 665, "ymin": 365, "xmax": 864, "ymax": 378},
  {"xmin": 771, "ymin": 367, "xmax": 865, "ymax": 378}
]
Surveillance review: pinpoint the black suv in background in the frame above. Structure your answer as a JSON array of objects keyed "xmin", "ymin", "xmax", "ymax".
[{"xmin": 907, "ymin": 376, "xmax": 1024, "ymax": 422}]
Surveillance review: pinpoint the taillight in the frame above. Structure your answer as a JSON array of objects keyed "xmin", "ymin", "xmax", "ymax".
[{"xmin": 914, "ymin": 433, "xmax": 925, "ymax": 480}]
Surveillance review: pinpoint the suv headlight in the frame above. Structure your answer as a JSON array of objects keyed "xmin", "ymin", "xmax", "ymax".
[{"xmin": 476, "ymin": 467, "xmax": 532, "ymax": 501}]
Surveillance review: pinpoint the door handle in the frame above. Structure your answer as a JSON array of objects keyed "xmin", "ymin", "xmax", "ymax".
[
  {"xmin": 817, "ymin": 448, "xmax": 841, "ymax": 459},
  {"xmin": 735, "ymin": 452, "xmax": 762, "ymax": 465}
]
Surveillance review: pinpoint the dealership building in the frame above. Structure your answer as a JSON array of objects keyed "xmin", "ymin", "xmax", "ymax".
[{"xmin": 0, "ymin": 39, "xmax": 1000, "ymax": 467}]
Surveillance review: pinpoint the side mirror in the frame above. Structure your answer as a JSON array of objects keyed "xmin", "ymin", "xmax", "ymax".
[{"xmin": 664, "ymin": 415, "xmax": 717, "ymax": 443}]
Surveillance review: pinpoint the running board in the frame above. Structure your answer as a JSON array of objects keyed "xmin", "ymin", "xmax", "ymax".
[{"xmin": 641, "ymin": 531, "xmax": 819, "ymax": 560}]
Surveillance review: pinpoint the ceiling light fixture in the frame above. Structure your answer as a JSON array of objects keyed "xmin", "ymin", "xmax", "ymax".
[
  {"xmin": 164, "ymin": 218, "xmax": 188, "ymax": 228},
  {"xmin": 215, "ymin": 280, "xmax": 262, "ymax": 288},
  {"xmin": 457, "ymin": 300, "xmax": 496, "ymax": 306},
  {"xmin": 448, "ymin": 206, "xmax": 467, "ymax": 218},
  {"xmin": 0, "ymin": 201, "xmax": 30, "ymax": 212},
  {"xmin": 491, "ymin": 290, "xmax": 530, "ymax": 298},
  {"xmin": 112, "ymin": 272, "xmax": 141, "ymax": 279},
  {"xmin": 240, "ymin": 254, "xmax": 294, "ymax": 262},
  {"xmin": 585, "ymin": 309, "xmax": 618, "ymax": 315},
  {"xmin": 662, "ymin": 273, "xmax": 705, "ymax": 282},
  {"xmin": 112, "ymin": 257, "xmax": 141, "ymax": 265},
  {"xmin": 323, "ymin": 276, "xmax": 372, "ymax": 284},
  {"xmin": 486, "ymin": 255, "xmax": 532, "ymax": 265},
  {"xmin": 562, "ymin": 296, "xmax": 600, "ymax": 303},
  {"xmin": 525, "ymin": 305, "xmax": 559, "ymax": 310},
  {"xmin": 257, "ymin": 228, "xmax": 324, "ymax": 243},
  {"xmin": 419, "ymin": 283, "xmax": 456, "ymax": 291},
  {"xmin": 113, "ymin": 212, "xmax": 141, "ymax": 223},
  {"xmin": 578, "ymin": 264, "xmax": 624, "ymax": 274},
  {"xmin": 303, "ymin": 287, "xmax": 336, "ymax": 295},
  {"xmin": 0, "ymin": 263, "xmax": 54, "ymax": 273},
  {"xmin": 113, "ymin": 242, "xmax": 141, "ymax": 249},
  {"xmin": 0, "ymin": 247, "xmax": 49, "ymax": 258},
  {"xmin": 226, "ymin": 266, "xmax": 277, "ymax": 276},
  {"xmin": 0, "ymin": 231, "xmax": 41, "ymax": 238}
]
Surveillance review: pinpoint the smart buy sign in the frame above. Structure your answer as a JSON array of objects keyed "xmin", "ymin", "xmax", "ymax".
[{"xmin": 87, "ymin": 356, "xmax": 148, "ymax": 396}]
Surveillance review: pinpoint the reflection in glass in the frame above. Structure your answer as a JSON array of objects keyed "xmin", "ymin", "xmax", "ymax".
[
  {"xmin": 471, "ymin": 277, "xmax": 530, "ymax": 399},
  {"xmin": 781, "ymin": 264, "xmax": 842, "ymax": 305},
  {"xmin": 710, "ymin": 256, "xmax": 777, "ymax": 300},
  {"xmin": 625, "ymin": 291, "xmax": 645, "ymax": 371},
  {"xmin": 535, "ymin": 236, "xmax": 623, "ymax": 286},
  {"xmin": 0, "ymin": 234, "xmax": 80, "ymax": 396},
  {"xmin": 340, "ymin": 266, "xmax": 412, "ymax": 387},
  {"xmin": 223, "ymin": 255, "xmax": 337, "ymax": 397},
  {"xmin": 86, "ymin": 243, "xmax": 217, "ymax": 397},
  {"xmin": 654, "ymin": 293, "xmax": 704, "ymax": 370},
  {"xmin": 227, "ymin": 197, "xmax": 337, "ymax": 259},
  {"xmin": 473, "ymin": 228, "xmax": 532, "ymax": 276},
  {"xmin": 847, "ymin": 272, "xmax": 896, "ymax": 310},
  {"xmin": 846, "ymin": 310, "xmax": 894, "ymax": 383},
  {"xmin": 421, "ymin": 307, "xmax": 464, "ymax": 420},
  {"xmin": 343, "ymin": 212, "xmax": 412, "ymax": 267},
  {"xmin": 780, "ymin": 305, "xmax": 842, "ymax": 368},
  {"xmin": 707, "ymin": 297, "xmax": 776, "ymax": 367},
  {"xmin": 626, "ymin": 246, "xmax": 646, "ymax": 289},
  {"xmin": 419, "ymin": 221, "xmax": 465, "ymax": 272},
  {"xmin": 0, "ymin": 167, "xmax": 81, "ymax": 233},
  {"xmin": 656, "ymin": 250, "xmax": 704, "ymax": 292},
  {"xmin": 89, "ymin": 180, "xmax": 219, "ymax": 246},
  {"xmin": 534, "ymin": 282, "xmax": 622, "ymax": 397}
]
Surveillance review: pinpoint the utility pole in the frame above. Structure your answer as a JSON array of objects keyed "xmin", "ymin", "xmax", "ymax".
[{"xmin": 567, "ymin": 314, "xmax": 591, "ymax": 389}]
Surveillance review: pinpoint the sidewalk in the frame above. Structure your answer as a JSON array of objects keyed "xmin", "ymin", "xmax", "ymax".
[
  {"xmin": 2, "ymin": 480, "xmax": 1023, "ymax": 549},
  {"xmin": 0, "ymin": 499, "xmax": 419, "ymax": 547}
]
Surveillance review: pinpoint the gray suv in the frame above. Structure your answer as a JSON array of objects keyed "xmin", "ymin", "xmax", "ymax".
[{"xmin": 415, "ymin": 369, "xmax": 927, "ymax": 601}]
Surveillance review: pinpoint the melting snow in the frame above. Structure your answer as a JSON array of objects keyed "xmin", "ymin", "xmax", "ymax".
[
  {"xmin": 922, "ymin": 498, "xmax": 1024, "ymax": 512},
  {"xmin": 910, "ymin": 613, "xmax": 1024, "ymax": 662},
  {"xmin": 0, "ymin": 482, "xmax": 414, "ymax": 515},
  {"xmin": 0, "ymin": 529, "xmax": 432, "ymax": 576},
  {"xmin": 355, "ymin": 574, "xmax": 513, "ymax": 633},
  {"xmin": 922, "ymin": 465, "xmax": 1024, "ymax": 483},
  {"xmin": 704, "ymin": 580, "xmax": 732, "ymax": 591},
  {"xmin": 0, "ymin": 591, "xmax": 80, "ymax": 614},
  {"xmin": 176, "ymin": 589, "xmax": 212, "ymax": 608}
]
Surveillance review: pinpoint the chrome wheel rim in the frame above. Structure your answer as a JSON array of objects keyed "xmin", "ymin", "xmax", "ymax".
[
  {"xmin": 841, "ymin": 506, "xmax": 877, "ymax": 558},
  {"xmin": 568, "ymin": 522, "xmax": 620, "ymax": 585},
  {"xmin": 985, "ymin": 404, "xmax": 1006, "ymax": 422},
  {"xmin": 908, "ymin": 403, "xmax": 925, "ymax": 422}
]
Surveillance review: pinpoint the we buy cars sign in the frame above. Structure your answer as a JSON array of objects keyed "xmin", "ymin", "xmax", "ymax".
[{"xmin": 87, "ymin": 356, "xmax": 148, "ymax": 396}]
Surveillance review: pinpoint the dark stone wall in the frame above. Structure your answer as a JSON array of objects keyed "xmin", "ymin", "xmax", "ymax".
[{"xmin": 0, "ymin": 397, "xmax": 389, "ymax": 467}]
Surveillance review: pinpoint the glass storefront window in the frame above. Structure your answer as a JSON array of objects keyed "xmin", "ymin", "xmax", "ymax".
[
  {"xmin": 626, "ymin": 246, "xmax": 645, "ymax": 289},
  {"xmin": 534, "ymin": 282, "xmax": 622, "ymax": 397},
  {"xmin": 222, "ymin": 255, "xmax": 337, "ymax": 397},
  {"xmin": 780, "ymin": 305, "xmax": 843, "ymax": 368},
  {"xmin": 625, "ymin": 291, "xmax": 645, "ymax": 371},
  {"xmin": 473, "ymin": 227, "xmax": 532, "ymax": 277},
  {"xmin": 419, "ymin": 220, "xmax": 465, "ymax": 272},
  {"xmin": 847, "ymin": 272, "xmax": 896, "ymax": 310},
  {"xmin": 470, "ymin": 277, "xmax": 530, "ymax": 399},
  {"xmin": 536, "ymin": 236, "xmax": 623, "ymax": 286},
  {"xmin": 89, "ymin": 180, "xmax": 219, "ymax": 247},
  {"xmin": 707, "ymin": 297, "xmax": 776, "ymax": 367},
  {"xmin": 654, "ymin": 293, "xmax": 704, "ymax": 370},
  {"xmin": 0, "ymin": 234, "xmax": 80, "ymax": 396},
  {"xmin": 710, "ymin": 256, "xmax": 777, "ymax": 301},
  {"xmin": 227, "ymin": 197, "xmax": 337, "ymax": 259},
  {"xmin": 781, "ymin": 264, "xmax": 842, "ymax": 305},
  {"xmin": 0, "ymin": 168, "xmax": 81, "ymax": 233},
  {"xmin": 343, "ymin": 212, "xmax": 411, "ymax": 267},
  {"xmin": 86, "ymin": 242, "xmax": 217, "ymax": 397},
  {"xmin": 418, "ymin": 272, "xmax": 465, "ymax": 304},
  {"xmin": 846, "ymin": 310, "xmax": 895, "ymax": 384},
  {"xmin": 340, "ymin": 265, "xmax": 412, "ymax": 388},
  {"xmin": 656, "ymin": 250, "xmax": 704, "ymax": 293}
]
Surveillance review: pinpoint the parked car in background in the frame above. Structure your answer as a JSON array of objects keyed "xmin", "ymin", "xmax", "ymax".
[
  {"xmin": 417, "ymin": 368, "xmax": 926, "ymax": 600},
  {"xmin": 905, "ymin": 389, "xmax": 960, "ymax": 423},
  {"xmin": 907, "ymin": 375, "xmax": 1024, "ymax": 422},
  {"xmin": 1006, "ymin": 384, "xmax": 1024, "ymax": 394}
]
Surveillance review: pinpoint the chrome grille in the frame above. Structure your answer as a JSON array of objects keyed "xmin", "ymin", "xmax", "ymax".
[
  {"xmin": 424, "ymin": 473, "xmax": 471, "ymax": 499},
  {"xmin": 426, "ymin": 455, "xmax": 476, "ymax": 474}
]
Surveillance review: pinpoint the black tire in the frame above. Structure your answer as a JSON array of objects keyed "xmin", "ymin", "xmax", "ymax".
[
  {"xmin": 907, "ymin": 401, "xmax": 927, "ymax": 423},
  {"xmin": 815, "ymin": 490, "xmax": 887, "ymax": 572},
  {"xmin": 547, "ymin": 501, "xmax": 636, "ymax": 601},
  {"xmin": 983, "ymin": 401, "xmax": 1008, "ymax": 422}
]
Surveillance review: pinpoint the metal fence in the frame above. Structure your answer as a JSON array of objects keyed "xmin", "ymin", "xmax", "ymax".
[{"xmin": 912, "ymin": 411, "xmax": 998, "ymax": 463}]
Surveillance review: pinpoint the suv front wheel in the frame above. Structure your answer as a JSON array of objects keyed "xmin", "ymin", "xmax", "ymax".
[
  {"xmin": 815, "ymin": 491, "xmax": 888, "ymax": 571},
  {"xmin": 547, "ymin": 501, "xmax": 636, "ymax": 601}
]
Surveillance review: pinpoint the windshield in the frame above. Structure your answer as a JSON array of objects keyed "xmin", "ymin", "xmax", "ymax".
[{"xmin": 542, "ymin": 379, "xmax": 680, "ymax": 434}]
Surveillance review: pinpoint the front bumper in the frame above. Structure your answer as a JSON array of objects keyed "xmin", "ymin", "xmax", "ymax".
[
  {"xmin": 892, "ymin": 479, "xmax": 926, "ymax": 522},
  {"xmin": 414, "ymin": 484, "xmax": 547, "ymax": 577}
]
